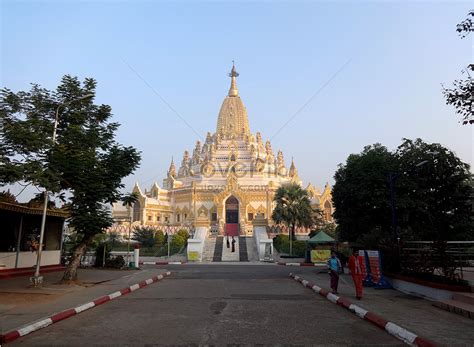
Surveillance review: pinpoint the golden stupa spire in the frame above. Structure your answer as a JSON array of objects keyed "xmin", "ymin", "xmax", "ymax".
[
  {"xmin": 168, "ymin": 156, "xmax": 176, "ymax": 177},
  {"xmin": 216, "ymin": 61, "xmax": 250, "ymax": 136},
  {"xmin": 228, "ymin": 60, "xmax": 239, "ymax": 97},
  {"xmin": 289, "ymin": 157, "xmax": 298, "ymax": 178}
]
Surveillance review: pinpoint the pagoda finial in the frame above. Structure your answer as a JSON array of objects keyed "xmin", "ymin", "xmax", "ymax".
[
  {"xmin": 228, "ymin": 61, "xmax": 239, "ymax": 97},
  {"xmin": 229, "ymin": 60, "xmax": 239, "ymax": 77}
]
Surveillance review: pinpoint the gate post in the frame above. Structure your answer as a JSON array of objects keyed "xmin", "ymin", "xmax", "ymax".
[{"xmin": 134, "ymin": 247, "xmax": 139, "ymax": 268}]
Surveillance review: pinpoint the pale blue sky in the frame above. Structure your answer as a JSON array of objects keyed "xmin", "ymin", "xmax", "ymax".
[{"xmin": 1, "ymin": 1, "xmax": 473, "ymax": 201}]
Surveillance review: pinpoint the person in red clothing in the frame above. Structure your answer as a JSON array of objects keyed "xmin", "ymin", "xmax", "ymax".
[{"xmin": 348, "ymin": 249, "xmax": 364, "ymax": 300}]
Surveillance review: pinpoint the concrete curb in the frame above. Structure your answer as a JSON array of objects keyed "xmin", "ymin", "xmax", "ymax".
[
  {"xmin": 0, "ymin": 265, "xmax": 66, "ymax": 280},
  {"xmin": 140, "ymin": 261, "xmax": 186, "ymax": 265},
  {"xmin": 277, "ymin": 262, "xmax": 321, "ymax": 266},
  {"xmin": 289, "ymin": 273, "xmax": 438, "ymax": 347},
  {"xmin": 0, "ymin": 271, "xmax": 171, "ymax": 344}
]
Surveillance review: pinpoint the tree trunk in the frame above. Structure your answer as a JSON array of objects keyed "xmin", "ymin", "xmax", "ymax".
[
  {"xmin": 61, "ymin": 234, "xmax": 95, "ymax": 282},
  {"xmin": 291, "ymin": 224, "xmax": 296, "ymax": 241}
]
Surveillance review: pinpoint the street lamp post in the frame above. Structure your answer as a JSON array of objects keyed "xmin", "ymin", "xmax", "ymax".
[
  {"xmin": 31, "ymin": 94, "xmax": 94, "ymax": 287},
  {"xmin": 167, "ymin": 221, "xmax": 171, "ymax": 258},
  {"xmin": 127, "ymin": 216, "xmax": 132, "ymax": 267}
]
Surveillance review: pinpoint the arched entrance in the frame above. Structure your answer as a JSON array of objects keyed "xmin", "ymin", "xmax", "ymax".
[{"xmin": 225, "ymin": 196, "xmax": 239, "ymax": 236}]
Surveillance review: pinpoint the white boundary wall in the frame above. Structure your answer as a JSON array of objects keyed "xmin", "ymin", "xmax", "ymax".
[
  {"xmin": 0, "ymin": 250, "xmax": 61, "ymax": 270},
  {"xmin": 187, "ymin": 226, "xmax": 208, "ymax": 262},
  {"xmin": 253, "ymin": 226, "xmax": 273, "ymax": 261}
]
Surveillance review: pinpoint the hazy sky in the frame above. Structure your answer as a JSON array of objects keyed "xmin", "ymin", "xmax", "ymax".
[{"xmin": 1, "ymin": 1, "xmax": 473, "ymax": 201}]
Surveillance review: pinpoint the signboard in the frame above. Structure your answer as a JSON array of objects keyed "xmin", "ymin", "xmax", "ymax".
[
  {"xmin": 188, "ymin": 251, "xmax": 200, "ymax": 261},
  {"xmin": 358, "ymin": 250, "xmax": 372, "ymax": 286},
  {"xmin": 366, "ymin": 250, "xmax": 381, "ymax": 284},
  {"xmin": 311, "ymin": 249, "xmax": 331, "ymax": 263},
  {"xmin": 359, "ymin": 250, "xmax": 391, "ymax": 289}
]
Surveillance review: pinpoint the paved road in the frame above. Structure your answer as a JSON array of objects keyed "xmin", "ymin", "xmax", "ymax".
[{"xmin": 12, "ymin": 265, "xmax": 401, "ymax": 345}]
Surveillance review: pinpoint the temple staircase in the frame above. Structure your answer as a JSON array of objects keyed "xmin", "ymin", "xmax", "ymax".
[
  {"xmin": 200, "ymin": 236, "xmax": 257, "ymax": 262},
  {"xmin": 212, "ymin": 237, "xmax": 224, "ymax": 262},
  {"xmin": 202, "ymin": 237, "xmax": 217, "ymax": 262},
  {"xmin": 239, "ymin": 237, "xmax": 248, "ymax": 261},
  {"xmin": 245, "ymin": 237, "xmax": 259, "ymax": 262},
  {"xmin": 221, "ymin": 236, "xmax": 240, "ymax": 261}
]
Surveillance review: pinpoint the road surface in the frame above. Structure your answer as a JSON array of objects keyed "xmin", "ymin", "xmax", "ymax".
[{"xmin": 11, "ymin": 265, "xmax": 401, "ymax": 345}]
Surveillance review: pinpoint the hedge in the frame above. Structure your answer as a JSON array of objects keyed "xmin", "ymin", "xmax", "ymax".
[{"xmin": 273, "ymin": 235, "xmax": 307, "ymax": 257}]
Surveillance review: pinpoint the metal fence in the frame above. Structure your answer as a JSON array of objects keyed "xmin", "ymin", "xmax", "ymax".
[
  {"xmin": 106, "ymin": 223, "xmax": 194, "ymax": 238},
  {"xmin": 401, "ymin": 241, "xmax": 474, "ymax": 281},
  {"xmin": 266, "ymin": 225, "xmax": 310, "ymax": 238}
]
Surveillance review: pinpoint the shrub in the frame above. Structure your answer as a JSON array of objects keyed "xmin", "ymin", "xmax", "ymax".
[
  {"xmin": 273, "ymin": 235, "xmax": 306, "ymax": 257},
  {"xmin": 176, "ymin": 229, "xmax": 190, "ymax": 245},
  {"xmin": 291, "ymin": 241, "xmax": 307, "ymax": 257},
  {"xmin": 154, "ymin": 230, "xmax": 165, "ymax": 248},
  {"xmin": 273, "ymin": 234, "xmax": 288, "ymax": 252},
  {"xmin": 106, "ymin": 255, "xmax": 125, "ymax": 269},
  {"xmin": 170, "ymin": 234, "xmax": 186, "ymax": 254}
]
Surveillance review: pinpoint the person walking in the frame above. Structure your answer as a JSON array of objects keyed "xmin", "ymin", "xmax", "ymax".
[
  {"xmin": 231, "ymin": 236, "xmax": 236, "ymax": 252},
  {"xmin": 348, "ymin": 249, "xmax": 364, "ymax": 300},
  {"xmin": 226, "ymin": 235, "xmax": 230, "ymax": 248},
  {"xmin": 327, "ymin": 250, "xmax": 342, "ymax": 294}
]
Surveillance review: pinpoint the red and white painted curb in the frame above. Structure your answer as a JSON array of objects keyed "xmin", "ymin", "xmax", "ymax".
[
  {"xmin": 0, "ymin": 271, "xmax": 171, "ymax": 344},
  {"xmin": 140, "ymin": 261, "xmax": 186, "ymax": 265},
  {"xmin": 289, "ymin": 273, "xmax": 438, "ymax": 347}
]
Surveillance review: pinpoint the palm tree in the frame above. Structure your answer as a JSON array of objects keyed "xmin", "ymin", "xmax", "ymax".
[
  {"xmin": 272, "ymin": 183, "xmax": 314, "ymax": 255},
  {"xmin": 121, "ymin": 192, "xmax": 139, "ymax": 214}
]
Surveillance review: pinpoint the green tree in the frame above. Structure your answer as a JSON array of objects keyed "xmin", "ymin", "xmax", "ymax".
[
  {"xmin": 0, "ymin": 76, "xmax": 141, "ymax": 281},
  {"xmin": 456, "ymin": 10, "xmax": 473, "ymax": 38},
  {"xmin": 332, "ymin": 143, "xmax": 397, "ymax": 243},
  {"xmin": 395, "ymin": 139, "xmax": 473, "ymax": 241},
  {"xmin": 332, "ymin": 139, "xmax": 473, "ymax": 245},
  {"xmin": 443, "ymin": 10, "xmax": 474, "ymax": 125},
  {"xmin": 272, "ymin": 183, "xmax": 314, "ymax": 253}
]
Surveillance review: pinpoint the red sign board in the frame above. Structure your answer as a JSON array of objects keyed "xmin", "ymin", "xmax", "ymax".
[{"xmin": 366, "ymin": 250, "xmax": 381, "ymax": 284}]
